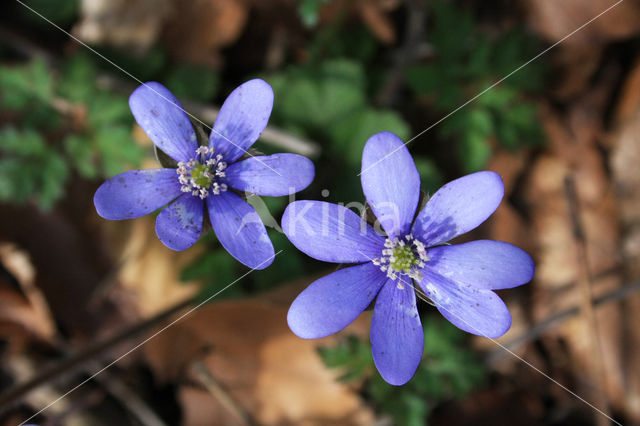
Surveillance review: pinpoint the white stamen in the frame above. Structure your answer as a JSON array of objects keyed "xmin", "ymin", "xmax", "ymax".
[
  {"xmin": 177, "ymin": 147, "xmax": 228, "ymax": 199},
  {"xmin": 373, "ymin": 234, "xmax": 430, "ymax": 289}
]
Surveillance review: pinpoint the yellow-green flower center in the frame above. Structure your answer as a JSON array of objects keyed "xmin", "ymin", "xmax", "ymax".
[
  {"xmin": 372, "ymin": 234, "xmax": 430, "ymax": 285},
  {"xmin": 390, "ymin": 244, "xmax": 421, "ymax": 273},
  {"xmin": 191, "ymin": 162, "xmax": 214, "ymax": 188},
  {"xmin": 177, "ymin": 146, "xmax": 228, "ymax": 199}
]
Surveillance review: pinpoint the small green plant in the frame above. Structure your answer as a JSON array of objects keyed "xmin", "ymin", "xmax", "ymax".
[
  {"xmin": 180, "ymin": 231, "xmax": 307, "ymax": 300},
  {"xmin": 0, "ymin": 127, "xmax": 68, "ymax": 209},
  {"xmin": 268, "ymin": 59, "xmax": 410, "ymax": 168},
  {"xmin": 295, "ymin": 0, "xmax": 329, "ymax": 27},
  {"xmin": 0, "ymin": 55, "xmax": 143, "ymax": 209},
  {"xmin": 318, "ymin": 316, "xmax": 486, "ymax": 425},
  {"xmin": 406, "ymin": 0, "xmax": 545, "ymax": 172}
]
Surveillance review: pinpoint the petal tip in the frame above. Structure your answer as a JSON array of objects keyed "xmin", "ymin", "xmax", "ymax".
[
  {"xmin": 362, "ymin": 131, "xmax": 406, "ymax": 161},
  {"xmin": 485, "ymin": 309, "xmax": 512, "ymax": 338},
  {"xmin": 93, "ymin": 185, "xmax": 111, "ymax": 220},
  {"xmin": 252, "ymin": 252, "xmax": 275, "ymax": 270},
  {"xmin": 286, "ymin": 304, "xmax": 315, "ymax": 339},
  {"xmin": 373, "ymin": 352, "xmax": 421, "ymax": 386},
  {"xmin": 129, "ymin": 81, "xmax": 164, "ymax": 106}
]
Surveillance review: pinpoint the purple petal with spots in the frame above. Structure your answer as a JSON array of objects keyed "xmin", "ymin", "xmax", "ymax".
[
  {"xmin": 129, "ymin": 82, "xmax": 197, "ymax": 163},
  {"xmin": 425, "ymin": 240, "xmax": 534, "ymax": 290},
  {"xmin": 155, "ymin": 193, "xmax": 204, "ymax": 251},
  {"xmin": 412, "ymin": 171, "xmax": 504, "ymax": 246},
  {"xmin": 209, "ymin": 79, "xmax": 273, "ymax": 163},
  {"xmin": 207, "ymin": 191, "xmax": 275, "ymax": 269},
  {"xmin": 282, "ymin": 201, "xmax": 386, "ymax": 264},
  {"xmin": 225, "ymin": 153, "xmax": 314, "ymax": 196},
  {"xmin": 418, "ymin": 269, "xmax": 512, "ymax": 338},
  {"xmin": 94, "ymin": 169, "xmax": 181, "ymax": 220},
  {"xmin": 371, "ymin": 280, "xmax": 423, "ymax": 386},
  {"xmin": 361, "ymin": 132, "xmax": 420, "ymax": 238},
  {"xmin": 288, "ymin": 262, "xmax": 387, "ymax": 339}
]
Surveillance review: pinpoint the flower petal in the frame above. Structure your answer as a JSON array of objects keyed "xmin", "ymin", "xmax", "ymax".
[
  {"xmin": 282, "ymin": 201, "xmax": 385, "ymax": 264},
  {"xmin": 418, "ymin": 269, "xmax": 512, "ymax": 338},
  {"xmin": 361, "ymin": 132, "xmax": 420, "ymax": 238},
  {"xmin": 209, "ymin": 79, "xmax": 273, "ymax": 163},
  {"xmin": 288, "ymin": 263, "xmax": 387, "ymax": 339},
  {"xmin": 225, "ymin": 153, "xmax": 314, "ymax": 196},
  {"xmin": 94, "ymin": 169, "xmax": 181, "ymax": 220},
  {"xmin": 155, "ymin": 193, "xmax": 204, "ymax": 251},
  {"xmin": 371, "ymin": 280, "xmax": 423, "ymax": 386},
  {"xmin": 412, "ymin": 171, "xmax": 504, "ymax": 246},
  {"xmin": 207, "ymin": 191, "xmax": 275, "ymax": 269},
  {"xmin": 129, "ymin": 82, "xmax": 197, "ymax": 162},
  {"xmin": 426, "ymin": 240, "xmax": 534, "ymax": 290}
]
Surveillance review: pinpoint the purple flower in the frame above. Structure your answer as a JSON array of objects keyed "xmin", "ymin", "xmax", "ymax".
[
  {"xmin": 94, "ymin": 79, "xmax": 314, "ymax": 269},
  {"xmin": 282, "ymin": 131, "xmax": 534, "ymax": 385}
]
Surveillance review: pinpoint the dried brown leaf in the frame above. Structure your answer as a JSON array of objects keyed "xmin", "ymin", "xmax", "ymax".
[
  {"xmin": 523, "ymin": 0, "xmax": 640, "ymax": 46},
  {"xmin": 163, "ymin": 0, "xmax": 248, "ymax": 66},
  {"xmin": 145, "ymin": 287, "xmax": 373, "ymax": 425},
  {"xmin": 74, "ymin": 0, "xmax": 171, "ymax": 52},
  {"xmin": 0, "ymin": 244, "xmax": 55, "ymax": 351},
  {"xmin": 523, "ymin": 99, "xmax": 628, "ymax": 414}
]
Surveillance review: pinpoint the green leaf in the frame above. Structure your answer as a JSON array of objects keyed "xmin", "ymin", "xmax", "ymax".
[
  {"xmin": 251, "ymin": 231, "xmax": 305, "ymax": 292},
  {"xmin": 96, "ymin": 45, "xmax": 166, "ymax": 82},
  {"xmin": 64, "ymin": 134, "xmax": 98, "ymax": 179},
  {"xmin": 0, "ymin": 58, "xmax": 53, "ymax": 110},
  {"xmin": 21, "ymin": 0, "xmax": 78, "ymax": 24},
  {"xmin": 430, "ymin": 0, "xmax": 475, "ymax": 61},
  {"xmin": 0, "ymin": 127, "xmax": 68, "ymax": 210},
  {"xmin": 296, "ymin": 0, "xmax": 327, "ymax": 27},
  {"xmin": 405, "ymin": 64, "xmax": 446, "ymax": 95},
  {"xmin": 88, "ymin": 92, "xmax": 131, "ymax": 128},
  {"xmin": 459, "ymin": 130, "xmax": 491, "ymax": 172},
  {"xmin": 405, "ymin": 0, "xmax": 546, "ymax": 173},
  {"xmin": 413, "ymin": 156, "xmax": 443, "ymax": 194},
  {"xmin": 166, "ymin": 63, "xmax": 218, "ymax": 102},
  {"xmin": 58, "ymin": 53, "xmax": 97, "ymax": 102},
  {"xmin": 181, "ymin": 249, "xmax": 242, "ymax": 302},
  {"xmin": 94, "ymin": 125, "xmax": 143, "ymax": 176},
  {"xmin": 318, "ymin": 335, "xmax": 373, "ymax": 382},
  {"xmin": 268, "ymin": 59, "xmax": 366, "ymax": 132},
  {"xmin": 330, "ymin": 108, "xmax": 410, "ymax": 167},
  {"xmin": 476, "ymin": 85, "xmax": 517, "ymax": 109}
]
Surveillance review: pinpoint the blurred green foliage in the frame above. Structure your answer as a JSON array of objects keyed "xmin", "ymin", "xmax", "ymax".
[
  {"xmin": 179, "ymin": 230, "xmax": 306, "ymax": 300},
  {"xmin": 296, "ymin": 0, "xmax": 328, "ymax": 27},
  {"xmin": 268, "ymin": 59, "xmax": 410, "ymax": 168},
  {"xmin": 20, "ymin": 0, "xmax": 78, "ymax": 26},
  {"xmin": 319, "ymin": 316, "xmax": 486, "ymax": 425},
  {"xmin": 166, "ymin": 63, "xmax": 219, "ymax": 103},
  {"xmin": 406, "ymin": 0, "xmax": 545, "ymax": 172},
  {"xmin": 0, "ymin": 127, "xmax": 68, "ymax": 209},
  {"xmin": 0, "ymin": 55, "xmax": 143, "ymax": 209}
]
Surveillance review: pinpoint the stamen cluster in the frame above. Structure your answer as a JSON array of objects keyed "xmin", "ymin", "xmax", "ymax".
[
  {"xmin": 372, "ymin": 234, "xmax": 429, "ymax": 287},
  {"xmin": 177, "ymin": 146, "xmax": 228, "ymax": 199}
]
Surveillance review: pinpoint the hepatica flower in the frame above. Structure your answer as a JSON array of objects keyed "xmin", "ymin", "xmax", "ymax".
[
  {"xmin": 94, "ymin": 79, "xmax": 314, "ymax": 269},
  {"xmin": 282, "ymin": 131, "xmax": 534, "ymax": 385}
]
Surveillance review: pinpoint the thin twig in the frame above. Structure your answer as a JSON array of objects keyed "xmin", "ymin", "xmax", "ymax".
[
  {"xmin": 180, "ymin": 100, "xmax": 321, "ymax": 158},
  {"xmin": 0, "ymin": 296, "xmax": 195, "ymax": 410},
  {"xmin": 564, "ymin": 175, "xmax": 611, "ymax": 426},
  {"xmin": 190, "ymin": 361, "xmax": 251, "ymax": 426},
  {"xmin": 92, "ymin": 366, "xmax": 168, "ymax": 426},
  {"xmin": 487, "ymin": 274, "xmax": 640, "ymax": 364},
  {"xmin": 376, "ymin": 0, "xmax": 427, "ymax": 107}
]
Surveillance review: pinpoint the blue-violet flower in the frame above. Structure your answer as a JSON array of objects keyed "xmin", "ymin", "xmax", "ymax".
[
  {"xmin": 282, "ymin": 131, "xmax": 534, "ymax": 385},
  {"xmin": 94, "ymin": 79, "xmax": 314, "ymax": 269}
]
